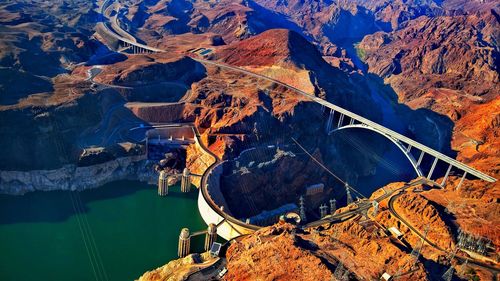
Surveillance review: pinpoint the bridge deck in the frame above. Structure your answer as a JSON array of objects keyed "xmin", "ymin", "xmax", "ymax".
[
  {"xmin": 98, "ymin": 0, "xmax": 495, "ymax": 184},
  {"xmin": 194, "ymin": 59, "xmax": 496, "ymax": 183}
]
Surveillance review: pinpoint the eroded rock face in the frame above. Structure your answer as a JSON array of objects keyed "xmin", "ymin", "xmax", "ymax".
[
  {"xmin": 136, "ymin": 252, "xmax": 215, "ymax": 281},
  {"xmin": 225, "ymin": 222, "xmax": 428, "ymax": 280},
  {"xmin": 359, "ymin": 12, "xmax": 498, "ymax": 101},
  {"xmin": 358, "ymin": 10, "xmax": 499, "ymax": 179},
  {"xmin": 0, "ymin": 92, "xmax": 101, "ymax": 170},
  {"xmin": 394, "ymin": 193, "xmax": 455, "ymax": 250},
  {"xmin": 225, "ymin": 224, "xmax": 334, "ymax": 281},
  {"xmin": 0, "ymin": 155, "xmax": 155, "ymax": 195}
]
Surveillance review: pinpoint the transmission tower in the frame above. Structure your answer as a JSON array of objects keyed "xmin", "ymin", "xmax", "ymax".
[
  {"xmin": 441, "ymin": 266, "xmax": 454, "ymax": 281},
  {"xmin": 330, "ymin": 199, "xmax": 337, "ymax": 215},
  {"xmin": 442, "ymin": 247, "xmax": 458, "ymax": 281},
  {"xmin": 371, "ymin": 201, "xmax": 379, "ymax": 217},
  {"xmin": 333, "ymin": 262, "xmax": 345, "ymax": 279},
  {"xmin": 345, "ymin": 183, "xmax": 353, "ymax": 205},
  {"xmin": 394, "ymin": 224, "xmax": 430, "ymax": 279},
  {"xmin": 320, "ymin": 204, "xmax": 328, "ymax": 218},
  {"xmin": 299, "ymin": 196, "xmax": 307, "ymax": 223},
  {"xmin": 410, "ymin": 224, "xmax": 430, "ymax": 269},
  {"xmin": 341, "ymin": 270, "xmax": 349, "ymax": 281}
]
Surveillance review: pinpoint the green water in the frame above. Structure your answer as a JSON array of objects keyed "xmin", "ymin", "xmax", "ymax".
[{"xmin": 0, "ymin": 181, "xmax": 206, "ymax": 281}]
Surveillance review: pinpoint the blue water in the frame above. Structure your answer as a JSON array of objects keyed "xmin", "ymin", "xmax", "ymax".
[{"xmin": 0, "ymin": 181, "xmax": 206, "ymax": 281}]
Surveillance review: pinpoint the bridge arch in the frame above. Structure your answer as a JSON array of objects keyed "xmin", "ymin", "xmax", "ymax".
[{"xmin": 331, "ymin": 124, "xmax": 424, "ymax": 178}]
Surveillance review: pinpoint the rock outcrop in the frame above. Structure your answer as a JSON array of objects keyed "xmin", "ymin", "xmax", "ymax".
[
  {"xmin": 225, "ymin": 222, "xmax": 428, "ymax": 280},
  {"xmin": 136, "ymin": 252, "xmax": 218, "ymax": 281},
  {"xmin": 0, "ymin": 155, "xmax": 156, "ymax": 195}
]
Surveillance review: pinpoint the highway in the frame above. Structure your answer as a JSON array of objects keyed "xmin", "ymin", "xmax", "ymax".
[
  {"xmin": 96, "ymin": 0, "xmax": 496, "ymax": 184},
  {"xmin": 95, "ymin": 2, "xmax": 499, "ymax": 276},
  {"xmin": 388, "ymin": 192, "xmax": 500, "ymax": 276},
  {"xmin": 189, "ymin": 57, "xmax": 496, "ymax": 183}
]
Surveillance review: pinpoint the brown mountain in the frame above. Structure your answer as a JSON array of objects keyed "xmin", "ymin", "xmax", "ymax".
[{"xmin": 358, "ymin": 10, "xmax": 499, "ymax": 177}]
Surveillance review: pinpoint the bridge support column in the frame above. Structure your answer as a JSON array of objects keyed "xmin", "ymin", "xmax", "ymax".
[
  {"xmin": 204, "ymin": 223, "xmax": 217, "ymax": 251},
  {"xmin": 416, "ymin": 151, "xmax": 425, "ymax": 167},
  {"xmin": 178, "ymin": 228, "xmax": 191, "ymax": 258},
  {"xmin": 158, "ymin": 171, "xmax": 169, "ymax": 196},
  {"xmin": 325, "ymin": 109, "xmax": 334, "ymax": 134},
  {"xmin": 440, "ymin": 164, "xmax": 453, "ymax": 187},
  {"xmin": 456, "ymin": 172, "xmax": 467, "ymax": 191},
  {"xmin": 406, "ymin": 144, "xmax": 412, "ymax": 153},
  {"xmin": 337, "ymin": 114, "xmax": 344, "ymax": 127},
  {"xmin": 349, "ymin": 117, "xmax": 355, "ymax": 125},
  {"xmin": 427, "ymin": 157, "xmax": 438, "ymax": 179},
  {"xmin": 181, "ymin": 168, "xmax": 191, "ymax": 193}
]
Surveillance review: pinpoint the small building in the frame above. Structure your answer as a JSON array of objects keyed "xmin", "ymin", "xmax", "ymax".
[
  {"xmin": 388, "ymin": 227, "xmax": 403, "ymax": 239},
  {"xmin": 209, "ymin": 242, "xmax": 222, "ymax": 257},
  {"xmin": 381, "ymin": 272, "xmax": 393, "ymax": 281},
  {"xmin": 218, "ymin": 267, "xmax": 228, "ymax": 278},
  {"xmin": 305, "ymin": 183, "xmax": 324, "ymax": 196}
]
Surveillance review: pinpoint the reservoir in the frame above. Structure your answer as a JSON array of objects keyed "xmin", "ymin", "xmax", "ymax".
[{"xmin": 0, "ymin": 181, "xmax": 206, "ymax": 281}]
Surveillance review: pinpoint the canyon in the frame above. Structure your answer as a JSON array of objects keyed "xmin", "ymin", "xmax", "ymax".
[{"xmin": 0, "ymin": 0, "xmax": 498, "ymax": 280}]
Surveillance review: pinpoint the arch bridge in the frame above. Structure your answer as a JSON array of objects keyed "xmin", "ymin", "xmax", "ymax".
[
  {"xmin": 98, "ymin": 0, "xmax": 496, "ymax": 190},
  {"xmin": 195, "ymin": 59, "xmax": 496, "ymax": 189},
  {"xmin": 322, "ymin": 105, "xmax": 496, "ymax": 189}
]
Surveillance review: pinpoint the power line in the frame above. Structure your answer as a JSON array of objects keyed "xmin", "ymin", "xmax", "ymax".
[
  {"xmin": 47, "ymin": 107, "xmax": 108, "ymax": 281},
  {"xmin": 68, "ymin": 191, "xmax": 101, "ymax": 281},
  {"xmin": 74, "ymin": 192, "xmax": 110, "ymax": 281},
  {"xmin": 291, "ymin": 137, "xmax": 367, "ymax": 199}
]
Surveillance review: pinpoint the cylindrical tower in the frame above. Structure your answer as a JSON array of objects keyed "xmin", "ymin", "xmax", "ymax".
[
  {"xmin": 204, "ymin": 223, "xmax": 217, "ymax": 251},
  {"xmin": 158, "ymin": 170, "xmax": 169, "ymax": 196},
  {"xmin": 181, "ymin": 168, "xmax": 191, "ymax": 193},
  {"xmin": 178, "ymin": 228, "xmax": 191, "ymax": 258}
]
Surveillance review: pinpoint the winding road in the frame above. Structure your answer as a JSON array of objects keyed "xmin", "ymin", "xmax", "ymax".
[
  {"xmin": 388, "ymin": 192, "xmax": 500, "ymax": 276},
  {"xmin": 95, "ymin": 1, "xmax": 499, "ymax": 276}
]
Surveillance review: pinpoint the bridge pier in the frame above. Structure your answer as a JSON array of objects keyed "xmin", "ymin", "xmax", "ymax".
[
  {"xmin": 416, "ymin": 151, "xmax": 425, "ymax": 167},
  {"xmin": 427, "ymin": 157, "xmax": 438, "ymax": 179},
  {"xmin": 456, "ymin": 172, "xmax": 467, "ymax": 190},
  {"xmin": 406, "ymin": 144, "xmax": 412, "ymax": 153},
  {"xmin": 440, "ymin": 164, "xmax": 453, "ymax": 187},
  {"xmin": 337, "ymin": 113, "xmax": 345, "ymax": 127},
  {"xmin": 325, "ymin": 109, "xmax": 334, "ymax": 134},
  {"xmin": 349, "ymin": 117, "xmax": 355, "ymax": 125},
  {"xmin": 178, "ymin": 228, "xmax": 191, "ymax": 258}
]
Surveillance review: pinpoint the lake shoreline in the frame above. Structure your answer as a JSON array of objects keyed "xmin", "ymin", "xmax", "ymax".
[{"xmin": 0, "ymin": 155, "xmax": 157, "ymax": 195}]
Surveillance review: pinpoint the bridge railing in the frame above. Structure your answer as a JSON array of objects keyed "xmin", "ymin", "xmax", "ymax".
[{"xmin": 194, "ymin": 58, "xmax": 496, "ymax": 184}]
